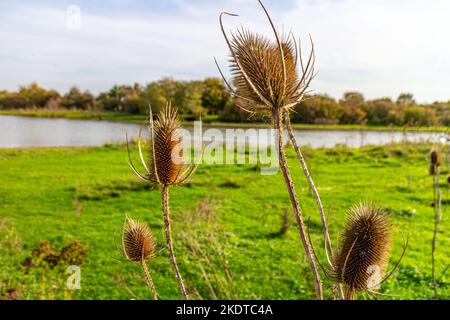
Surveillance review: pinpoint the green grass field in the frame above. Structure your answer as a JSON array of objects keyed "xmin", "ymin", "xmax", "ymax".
[{"xmin": 0, "ymin": 142, "xmax": 449, "ymax": 300}]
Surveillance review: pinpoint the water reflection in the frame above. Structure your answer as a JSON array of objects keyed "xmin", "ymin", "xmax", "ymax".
[{"xmin": 0, "ymin": 115, "xmax": 447, "ymax": 149}]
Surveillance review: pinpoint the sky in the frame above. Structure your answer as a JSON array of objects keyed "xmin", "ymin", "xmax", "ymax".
[{"xmin": 0, "ymin": 0, "xmax": 449, "ymax": 103}]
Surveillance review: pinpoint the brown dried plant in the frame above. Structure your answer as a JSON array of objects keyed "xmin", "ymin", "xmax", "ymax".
[
  {"xmin": 216, "ymin": 0, "xmax": 323, "ymax": 299},
  {"xmin": 429, "ymin": 147, "xmax": 441, "ymax": 175},
  {"xmin": 284, "ymin": 114, "xmax": 343, "ymax": 298},
  {"xmin": 215, "ymin": 14, "xmax": 314, "ymax": 116},
  {"xmin": 127, "ymin": 102, "xmax": 196, "ymax": 300},
  {"xmin": 429, "ymin": 146, "xmax": 443, "ymax": 298},
  {"xmin": 319, "ymin": 202, "xmax": 406, "ymax": 300},
  {"xmin": 122, "ymin": 216, "xmax": 158, "ymax": 300}
]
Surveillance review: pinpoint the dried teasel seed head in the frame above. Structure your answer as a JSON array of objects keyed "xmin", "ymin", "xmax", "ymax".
[
  {"xmin": 149, "ymin": 102, "xmax": 186, "ymax": 185},
  {"xmin": 430, "ymin": 148, "xmax": 441, "ymax": 166},
  {"xmin": 333, "ymin": 202, "xmax": 392, "ymax": 299},
  {"xmin": 218, "ymin": 1, "xmax": 315, "ymax": 116},
  {"xmin": 230, "ymin": 30, "xmax": 301, "ymax": 112},
  {"xmin": 122, "ymin": 216, "xmax": 156, "ymax": 262},
  {"xmin": 127, "ymin": 101, "xmax": 196, "ymax": 186},
  {"xmin": 429, "ymin": 147, "xmax": 441, "ymax": 175}
]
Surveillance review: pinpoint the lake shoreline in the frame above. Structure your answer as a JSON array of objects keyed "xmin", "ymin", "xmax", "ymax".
[
  {"xmin": 0, "ymin": 110, "xmax": 448, "ymax": 132},
  {"xmin": 0, "ymin": 114, "xmax": 447, "ymax": 149}
]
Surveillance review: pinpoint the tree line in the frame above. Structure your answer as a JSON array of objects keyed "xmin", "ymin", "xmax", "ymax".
[{"xmin": 0, "ymin": 79, "xmax": 448, "ymax": 126}]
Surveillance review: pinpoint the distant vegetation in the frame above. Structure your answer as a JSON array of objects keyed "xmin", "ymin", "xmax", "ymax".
[{"xmin": 0, "ymin": 80, "xmax": 449, "ymax": 127}]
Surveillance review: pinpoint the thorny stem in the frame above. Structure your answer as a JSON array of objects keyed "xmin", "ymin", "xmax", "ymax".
[
  {"xmin": 162, "ymin": 185, "xmax": 189, "ymax": 300},
  {"xmin": 273, "ymin": 110, "xmax": 323, "ymax": 300},
  {"xmin": 141, "ymin": 259, "xmax": 158, "ymax": 300},
  {"xmin": 431, "ymin": 171, "xmax": 442, "ymax": 299},
  {"xmin": 284, "ymin": 112, "xmax": 344, "ymax": 300},
  {"xmin": 344, "ymin": 287, "xmax": 356, "ymax": 300}
]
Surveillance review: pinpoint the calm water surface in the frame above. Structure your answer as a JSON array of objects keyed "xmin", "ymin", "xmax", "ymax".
[{"xmin": 0, "ymin": 115, "xmax": 447, "ymax": 149}]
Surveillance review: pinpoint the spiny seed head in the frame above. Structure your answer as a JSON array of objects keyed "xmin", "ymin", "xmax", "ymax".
[
  {"xmin": 430, "ymin": 147, "xmax": 441, "ymax": 166},
  {"xmin": 333, "ymin": 202, "xmax": 392, "ymax": 299},
  {"xmin": 148, "ymin": 102, "xmax": 186, "ymax": 185},
  {"xmin": 127, "ymin": 101, "xmax": 196, "ymax": 186},
  {"xmin": 429, "ymin": 147, "xmax": 441, "ymax": 175},
  {"xmin": 219, "ymin": 2, "xmax": 315, "ymax": 116},
  {"xmin": 122, "ymin": 216, "xmax": 156, "ymax": 262},
  {"xmin": 230, "ymin": 29, "xmax": 301, "ymax": 113}
]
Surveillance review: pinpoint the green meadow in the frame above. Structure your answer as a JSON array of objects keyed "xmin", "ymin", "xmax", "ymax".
[{"xmin": 0, "ymin": 142, "xmax": 448, "ymax": 299}]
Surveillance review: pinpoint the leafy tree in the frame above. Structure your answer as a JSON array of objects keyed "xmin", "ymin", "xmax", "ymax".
[
  {"xmin": 201, "ymin": 78, "xmax": 231, "ymax": 114},
  {"xmin": 0, "ymin": 83, "xmax": 59, "ymax": 109},
  {"xmin": 404, "ymin": 106, "xmax": 437, "ymax": 126},
  {"xmin": 364, "ymin": 98, "xmax": 395, "ymax": 125},
  {"xmin": 174, "ymin": 81, "xmax": 205, "ymax": 117},
  {"xmin": 97, "ymin": 83, "xmax": 144, "ymax": 113},
  {"xmin": 0, "ymin": 80, "xmax": 448, "ymax": 127},
  {"xmin": 397, "ymin": 93, "xmax": 415, "ymax": 105},
  {"xmin": 342, "ymin": 91, "xmax": 364, "ymax": 104},
  {"xmin": 293, "ymin": 94, "xmax": 342, "ymax": 124},
  {"xmin": 141, "ymin": 78, "xmax": 179, "ymax": 113},
  {"xmin": 60, "ymin": 87, "xmax": 94, "ymax": 110},
  {"xmin": 339, "ymin": 92, "xmax": 366, "ymax": 124}
]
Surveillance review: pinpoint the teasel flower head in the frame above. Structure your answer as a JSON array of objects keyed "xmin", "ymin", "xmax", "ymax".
[
  {"xmin": 429, "ymin": 147, "xmax": 441, "ymax": 175},
  {"xmin": 122, "ymin": 216, "xmax": 156, "ymax": 262},
  {"xmin": 215, "ymin": 0, "xmax": 315, "ymax": 116},
  {"xmin": 331, "ymin": 202, "xmax": 394, "ymax": 299},
  {"xmin": 127, "ymin": 101, "xmax": 196, "ymax": 186}
]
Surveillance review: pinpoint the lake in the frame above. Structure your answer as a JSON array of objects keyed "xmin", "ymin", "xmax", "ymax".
[{"xmin": 0, "ymin": 115, "xmax": 447, "ymax": 149}]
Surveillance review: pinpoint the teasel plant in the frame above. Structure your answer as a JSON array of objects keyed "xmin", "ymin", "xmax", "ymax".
[
  {"xmin": 283, "ymin": 91, "xmax": 345, "ymax": 299},
  {"xmin": 429, "ymin": 146, "xmax": 443, "ymax": 298},
  {"xmin": 215, "ymin": 0, "xmax": 325, "ymax": 298},
  {"xmin": 126, "ymin": 102, "xmax": 196, "ymax": 300},
  {"xmin": 310, "ymin": 202, "xmax": 407, "ymax": 300},
  {"xmin": 446, "ymin": 174, "xmax": 450, "ymax": 198},
  {"xmin": 122, "ymin": 215, "xmax": 158, "ymax": 300}
]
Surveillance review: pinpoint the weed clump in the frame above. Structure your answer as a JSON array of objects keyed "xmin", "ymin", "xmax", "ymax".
[
  {"xmin": 22, "ymin": 240, "xmax": 87, "ymax": 270},
  {"xmin": 59, "ymin": 240, "xmax": 88, "ymax": 266}
]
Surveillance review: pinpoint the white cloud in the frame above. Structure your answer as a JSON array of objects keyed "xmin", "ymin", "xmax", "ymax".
[
  {"xmin": 0, "ymin": 0, "xmax": 449, "ymax": 103},
  {"xmin": 0, "ymin": 2, "xmax": 228, "ymax": 93},
  {"xmin": 283, "ymin": 0, "xmax": 450, "ymax": 102}
]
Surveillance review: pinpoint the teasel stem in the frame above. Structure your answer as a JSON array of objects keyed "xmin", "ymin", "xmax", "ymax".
[
  {"xmin": 162, "ymin": 184, "xmax": 188, "ymax": 300},
  {"xmin": 344, "ymin": 287, "xmax": 356, "ymax": 300},
  {"xmin": 431, "ymin": 171, "xmax": 442, "ymax": 299},
  {"xmin": 273, "ymin": 109, "xmax": 323, "ymax": 300},
  {"xmin": 284, "ymin": 112, "xmax": 344, "ymax": 300},
  {"xmin": 141, "ymin": 258, "xmax": 158, "ymax": 300}
]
